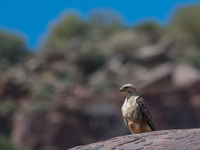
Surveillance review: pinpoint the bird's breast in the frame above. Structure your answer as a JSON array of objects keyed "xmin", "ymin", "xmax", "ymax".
[{"xmin": 121, "ymin": 98, "xmax": 139, "ymax": 121}]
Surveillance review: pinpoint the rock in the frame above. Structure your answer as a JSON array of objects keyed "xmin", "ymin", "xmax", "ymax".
[
  {"xmin": 172, "ymin": 64, "xmax": 200, "ymax": 89},
  {"xmin": 135, "ymin": 63, "xmax": 173, "ymax": 90},
  {"xmin": 135, "ymin": 37, "xmax": 173, "ymax": 65},
  {"xmin": 11, "ymin": 85, "xmax": 127, "ymax": 150},
  {"xmin": 69, "ymin": 128, "xmax": 200, "ymax": 150}
]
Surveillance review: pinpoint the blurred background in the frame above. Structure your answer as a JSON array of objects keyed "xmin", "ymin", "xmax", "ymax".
[{"xmin": 0, "ymin": 0, "xmax": 200, "ymax": 149}]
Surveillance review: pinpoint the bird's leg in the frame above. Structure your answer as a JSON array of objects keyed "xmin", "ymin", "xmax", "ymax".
[{"xmin": 128, "ymin": 123, "xmax": 135, "ymax": 134}]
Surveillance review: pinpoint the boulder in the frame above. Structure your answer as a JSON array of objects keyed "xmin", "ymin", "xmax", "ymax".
[{"xmin": 70, "ymin": 129, "xmax": 200, "ymax": 150}]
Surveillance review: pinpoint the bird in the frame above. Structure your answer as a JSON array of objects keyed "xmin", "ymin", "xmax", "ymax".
[{"xmin": 120, "ymin": 83, "xmax": 157, "ymax": 134}]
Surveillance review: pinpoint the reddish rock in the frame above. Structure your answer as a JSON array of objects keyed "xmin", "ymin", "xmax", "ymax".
[
  {"xmin": 173, "ymin": 64, "xmax": 200, "ymax": 89},
  {"xmin": 69, "ymin": 129, "xmax": 200, "ymax": 150}
]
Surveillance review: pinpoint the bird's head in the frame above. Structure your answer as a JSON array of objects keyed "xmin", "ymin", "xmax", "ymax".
[{"xmin": 120, "ymin": 83, "xmax": 137, "ymax": 96}]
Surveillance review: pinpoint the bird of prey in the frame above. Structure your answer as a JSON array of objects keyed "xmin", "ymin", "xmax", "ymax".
[{"xmin": 120, "ymin": 83, "xmax": 157, "ymax": 134}]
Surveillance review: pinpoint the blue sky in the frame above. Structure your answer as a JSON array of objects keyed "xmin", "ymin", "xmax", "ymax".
[{"xmin": 0, "ymin": 0, "xmax": 199, "ymax": 49}]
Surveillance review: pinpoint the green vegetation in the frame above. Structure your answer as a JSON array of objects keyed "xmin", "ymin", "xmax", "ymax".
[
  {"xmin": 134, "ymin": 21, "xmax": 165, "ymax": 43},
  {"xmin": 170, "ymin": 6, "xmax": 200, "ymax": 46},
  {"xmin": 0, "ymin": 136, "xmax": 22, "ymax": 150},
  {"xmin": 76, "ymin": 49, "xmax": 107, "ymax": 75},
  {"xmin": 89, "ymin": 11, "xmax": 124, "ymax": 35},
  {"xmin": 168, "ymin": 5, "xmax": 200, "ymax": 68},
  {"xmin": 0, "ymin": 31, "xmax": 29, "ymax": 67},
  {"xmin": 0, "ymin": 100, "xmax": 18, "ymax": 115},
  {"xmin": 43, "ymin": 14, "xmax": 89, "ymax": 52}
]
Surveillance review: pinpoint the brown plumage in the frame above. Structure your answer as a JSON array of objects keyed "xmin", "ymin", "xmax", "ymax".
[{"xmin": 120, "ymin": 83, "xmax": 157, "ymax": 134}]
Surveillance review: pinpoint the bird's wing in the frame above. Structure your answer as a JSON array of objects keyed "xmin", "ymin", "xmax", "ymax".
[
  {"xmin": 123, "ymin": 118, "xmax": 128, "ymax": 127},
  {"xmin": 136, "ymin": 96, "xmax": 157, "ymax": 131}
]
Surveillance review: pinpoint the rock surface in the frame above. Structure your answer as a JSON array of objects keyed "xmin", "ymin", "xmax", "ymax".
[{"xmin": 69, "ymin": 129, "xmax": 200, "ymax": 150}]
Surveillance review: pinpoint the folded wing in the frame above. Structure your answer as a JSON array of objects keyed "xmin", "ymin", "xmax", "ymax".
[{"xmin": 136, "ymin": 97, "xmax": 157, "ymax": 131}]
